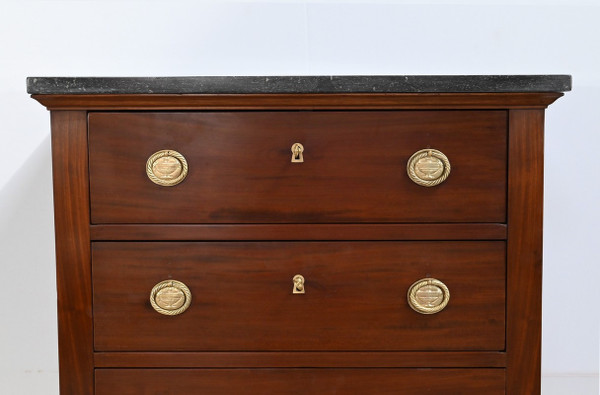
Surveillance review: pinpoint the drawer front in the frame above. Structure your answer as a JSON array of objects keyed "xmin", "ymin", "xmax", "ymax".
[
  {"xmin": 96, "ymin": 368, "xmax": 505, "ymax": 395},
  {"xmin": 89, "ymin": 111, "xmax": 507, "ymax": 224},
  {"xmin": 93, "ymin": 242, "xmax": 505, "ymax": 351}
]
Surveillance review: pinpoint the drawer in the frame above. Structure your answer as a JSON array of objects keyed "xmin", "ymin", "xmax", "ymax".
[
  {"xmin": 93, "ymin": 241, "xmax": 505, "ymax": 351},
  {"xmin": 89, "ymin": 111, "xmax": 507, "ymax": 224},
  {"xmin": 96, "ymin": 368, "xmax": 506, "ymax": 394}
]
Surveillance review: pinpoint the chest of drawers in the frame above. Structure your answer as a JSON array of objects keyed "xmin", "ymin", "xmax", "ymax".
[{"xmin": 29, "ymin": 75, "xmax": 570, "ymax": 394}]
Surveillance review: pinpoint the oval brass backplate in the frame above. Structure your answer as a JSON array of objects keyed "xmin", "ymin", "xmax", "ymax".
[
  {"xmin": 407, "ymin": 149, "xmax": 451, "ymax": 187},
  {"xmin": 150, "ymin": 279, "xmax": 192, "ymax": 316},
  {"xmin": 146, "ymin": 150, "xmax": 188, "ymax": 186},
  {"xmin": 407, "ymin": 278, "xmax": 450, "ymax": 314}
]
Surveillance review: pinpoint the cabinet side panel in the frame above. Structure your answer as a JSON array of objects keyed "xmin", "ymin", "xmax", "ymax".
[
  {"xmin": 506, "ymin": 109, "xmax": 544, "ymax": 394},
  {"xmin": 51, "ymin": 111, "xmax": 93, "ymax": 394}
]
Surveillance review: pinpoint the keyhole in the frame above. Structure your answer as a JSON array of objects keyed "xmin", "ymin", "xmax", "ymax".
[
  {"xmin": 293, "ymin": 274, "xmax": 305, "ymax": 294},
  {"xmin": 291, "ymin": 143, "xmax": 304, "ymax": 163}
]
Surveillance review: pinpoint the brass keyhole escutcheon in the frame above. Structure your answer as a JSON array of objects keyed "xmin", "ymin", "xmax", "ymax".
[
  {"xmin": 407, "ymin": 149, "xmax": 451, "ymax": 187},
  {"xmin": 291, "ymin": 143, "xmax": 304, "ymax": 163},
  {"xmin": 146, "ymin": 149, "xmax": 188, "ymax": 187},
  {"xmin": 293, "ymin": 274, "xmax": 305, "ymax": 294},
  {"xmin": 150, "ymin": 280, "xmax": 192, "ymax": 316},
  {"xmin": 407, "ymin": 278, "xmax": 450, "ymax": 314}
]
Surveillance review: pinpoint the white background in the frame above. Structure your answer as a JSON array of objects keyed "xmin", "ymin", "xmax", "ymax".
[{"xmin": 1, "ymin": 0, "xmax": 598, "ymax": 393}]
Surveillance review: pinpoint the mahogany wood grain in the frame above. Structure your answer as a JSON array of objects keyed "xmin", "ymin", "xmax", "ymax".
[
  {"xmin": 89, "ymin": 111, "xmax": 507, "ymax": 224},
  {"xmin": 32, "ymin": 92, "xmax": 562, "ymax": 110},
  {"xmin": 94, "ymin": 351, "xmax": 506, "ymax": 368},
  {"xmin": 51, "ymin": 111, "xmax": 94, "ymax": 394},
  {"xmin": 92, "ymin": 241, "xmax": 505, "ymax": 352},
  {"xmin": 95, "ymin": 368, "xmax": 506, "ymax": 395},
  {"xmin": 35, "ymin": 89, "xmax": 563, "ymax": 394},
  {"xmin": 90, "ymin": 223, "xmax": 507, "ymax": 241},
  {"xmin": 506, "ymin": 110, "xmax": 544, "ymax": 394}
]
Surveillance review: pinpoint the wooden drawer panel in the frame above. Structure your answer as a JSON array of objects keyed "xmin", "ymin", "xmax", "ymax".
[
  {"xmin": 95, "ymin": 368, "xmax": 506, "ymax": 394},
  {"xmin": 89, "ymin": 111, "xmax": 507, "ymax": 223},
  {"xmin": 93, "ymin": 241, "xmax": 505, "ymax": 351}
]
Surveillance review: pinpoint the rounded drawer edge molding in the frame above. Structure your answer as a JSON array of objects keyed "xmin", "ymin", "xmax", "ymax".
[
  {"xmin": 406, "ymin": 149, "xmax": 451, "ymax": 187},
  {"xmin": 150, "ymin": 279, "xmax": 192, "ymax": 316},
  {"xmin": 407, "ymin": 278, "xmax": 450, "ymax": 314},
  {"xmin": 146, "ymin": 149, "xmax": 188, "ymax": 187}
]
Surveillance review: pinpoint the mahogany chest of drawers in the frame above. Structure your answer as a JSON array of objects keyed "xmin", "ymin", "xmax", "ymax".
[{"xmin": 28, "ymin": 75, "xmax": 570, "ymax": 394}]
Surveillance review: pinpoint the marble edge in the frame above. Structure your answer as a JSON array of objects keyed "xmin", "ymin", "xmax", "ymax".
[{"xmin": 26, "ymin": 75, "xmax": 572, "ymax": 94}]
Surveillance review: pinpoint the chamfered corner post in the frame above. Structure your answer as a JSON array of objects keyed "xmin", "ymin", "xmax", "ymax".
[
  {"xmin": 50, "ymin": 111, "xmax": 94, "ymax": 394},
  {"xmin": 506, "ymin": 109, "xmax": 545, "ymax": 394}
]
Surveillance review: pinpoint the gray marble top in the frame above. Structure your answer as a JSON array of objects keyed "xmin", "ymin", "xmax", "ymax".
[{"xmin": 26, "ymin": 75, "xmax": 571, "ymax": 95}]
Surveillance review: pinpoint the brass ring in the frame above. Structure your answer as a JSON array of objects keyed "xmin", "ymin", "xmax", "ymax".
[
  {"xmin": 146, "ymin": 149, "xmax": 188, "ymax": 187},
  {"xmin": 407, "ymin": 278, "xmax": 450, "ymax": 314},
  {"xmin": 150, "ymin": 280, "xmax": 192, "ymax": 316},
  {"xmin": 407, "ymin": 148, "xmax": 451, "ymax": 187}
]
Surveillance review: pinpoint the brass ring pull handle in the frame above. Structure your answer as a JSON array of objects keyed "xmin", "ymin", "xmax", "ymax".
[
  {"xmin": 291, "ymin": 143, "xmax": 304, "ymax": 163},
  {"xmin": 146, "ymin": 149, "xmax": 188, "ymax": 186},
  {"xmin": 292, "ymin": 274, "xmax": 305, "ymax": 294},
  {"xmin": 407, "ymin": 278, "xmax": 450, "ymax": 314},
  {"xmin": 407, "ymin": 149, "xmax": 451, "ymax": 187},
  {"xmin": 150, "ymin": 280, "xmax": 192, "ymax": 316}
]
